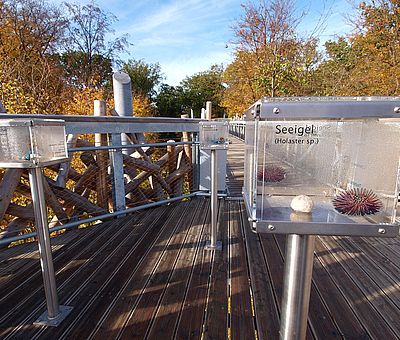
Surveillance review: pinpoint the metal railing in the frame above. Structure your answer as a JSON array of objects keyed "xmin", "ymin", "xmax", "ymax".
[
  {"xmin": 0, "ymin": 114, "xmax": 202, "ymax": 247},
  {"xmin": 229, "ymin": 120, "xmax": 246, "ymax": 140}
]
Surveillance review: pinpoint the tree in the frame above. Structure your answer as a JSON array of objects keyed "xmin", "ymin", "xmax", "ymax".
[
  {"xmin": 156, "ymin": 84, "xmax": 186, "ymax": 118},
  {"xmin": 121, "ymin": 59, "xmax": 163, "ymax": 100},
  {"xmin": 349, "ymin": 0, "xmax": 400, "ymax": 95},
  {"xmin": 315, "ymin": 38, "xmax": 356, "ymax": 95},
  {"xmin": 223, "ymin": 0, "xmax": 320, "ymax": 115},
  {"xmin": 58, "ymin": 51, "xmax": 113, "ymax": 89},
  {"xmin": 180, "ymin": 65, "xmax": 226, "ymax": 118},
  {"xmin": 315, "ymin": 0, "xmax": 400, "ymax": 96},
  {"xmin": 62, "ymin": 1, "xmax": 129, "ymax": 88},
  {"xmin": 0, "ymin": 0, "xmax": 67, "ymax": 112}
]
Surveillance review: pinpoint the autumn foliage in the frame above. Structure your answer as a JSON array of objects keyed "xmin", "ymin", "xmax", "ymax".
[{"xmin": 1, "ymin": 0, "xmax": 400, "ymax": 118}]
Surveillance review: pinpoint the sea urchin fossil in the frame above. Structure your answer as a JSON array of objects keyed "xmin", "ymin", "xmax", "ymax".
[
  {"xmin": 332, "ymin": 188, "xmax": 382, "ymax": 216},
  {"xmin": 257, "ymin": 165, "xmax": 286, "ymax": 183}
]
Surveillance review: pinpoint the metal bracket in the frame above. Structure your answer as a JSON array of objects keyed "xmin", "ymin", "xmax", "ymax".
[
  {"xmin": 204, "ymin": 240, "xmax": 222, "ymax": 251},
  {"xmin": 34, "ymin": 305, "xmax": 73, "ymax": 327}
]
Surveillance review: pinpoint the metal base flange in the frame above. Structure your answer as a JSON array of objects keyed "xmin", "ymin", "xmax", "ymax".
[
  {"xmin": 204, "ymin": 240, "xmax": 222, "ymax": 251},
  {"xmin": 34, "ymin": 305, "xmax": 73, "ymax": 327}
]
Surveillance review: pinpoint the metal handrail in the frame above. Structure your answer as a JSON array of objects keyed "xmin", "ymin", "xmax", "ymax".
[
  {"xmin": 0, "ymin": 117, "xmax": 202, "ymax": 247},
  {"xmin": 0, "ymin": 192, "xmax": 198, "ymax": 246},
  {"xmin": 0, "ymin": 114, "xmax": 202, "ymax": 134}
]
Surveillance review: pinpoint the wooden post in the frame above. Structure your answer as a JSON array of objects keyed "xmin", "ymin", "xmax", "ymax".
[
  {"xmin": 181, "ymin": 114, "xmax": 193, "ymax": 192},
  {"xmin": 206, "ymin": 101, "xmax": 212, "ymax": 120},
  {"xmin": 167, "ymin": 140, "xmax": 178, "ymax": 196},
  {"xmin": 56, "ymin": 134, "xmax": 77, "ymax": 187},
  {"xmin": 0, "ymin": 169, "xmax": 23, "ymax": 221},
  {"xmin": 94, "ymin": 100, "xmax": 109, "ymax": 210}
]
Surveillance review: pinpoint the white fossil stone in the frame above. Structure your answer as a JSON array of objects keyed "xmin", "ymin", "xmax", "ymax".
[{"xmin": 290, "ymin": 195, "xmax": 314, "ymax": 213}]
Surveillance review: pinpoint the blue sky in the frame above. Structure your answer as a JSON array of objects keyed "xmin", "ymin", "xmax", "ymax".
[{"xmin": 52, "ymin": 0, "xmax": 356, "ymax": 86}]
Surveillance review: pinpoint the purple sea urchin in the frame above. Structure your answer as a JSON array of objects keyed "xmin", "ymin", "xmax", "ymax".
[
  {"xmin": 257, "ymin": 165, "xmax": 286, "ymax": 183},
  {"xmin": 332, "ymin": 188, "xmax": 382, "ymax": 216}
]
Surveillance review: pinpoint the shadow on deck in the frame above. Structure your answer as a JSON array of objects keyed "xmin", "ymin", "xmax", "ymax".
[{"xmin": 0, "ymin": 137, "xmax": 399, "ymax": 339}]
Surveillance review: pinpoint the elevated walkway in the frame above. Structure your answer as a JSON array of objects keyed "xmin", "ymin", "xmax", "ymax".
[{"xmin": 0, "ymin": 136, "xmax": 399, "ymax": 339}]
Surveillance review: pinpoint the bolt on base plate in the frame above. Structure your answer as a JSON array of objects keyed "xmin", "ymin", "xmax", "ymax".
[
  {"xmin": 34, "ymin": 305, "xmax": 73, "ymax": 327},
  {"xmin": 204, "ymin": 240, "xmax": 222, "ymax": 251}
]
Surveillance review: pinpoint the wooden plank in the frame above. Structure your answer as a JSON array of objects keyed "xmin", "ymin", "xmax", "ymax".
[
  {"xmin": 0, "ymin": 215, "xmax": 31, "ymax": 246},
  {"xmin": 6, "ymin": 209, "xmax": 154, "ymax": 339},
  {"xmin": 117, "ymin": 200, "xmax": 200, "ymax": 340},
  {"xmin": 229, "ymin": 201, "xmax": 256, "ymax": 340},
  {"xmin": 320, "ymin": 236, "xmax": 400, "ymax": 336},
  {"xmin": 146, "ymin": 198, "xmax": 208, "ymax": 339},
  {"xmin": 316, "ymin": 236, "xmax": 398, "ymax": 338},
  {"xmin": 311, "ymin": 240, "xmax": 369, "ymax": 338},
  {"xmin": 203, "ymin": 199, "xmax": 229, "ymax": 340},
  {"xmin": 44, "ymin": 205, "xmax": 178, "ymax": 340},
  {"xmin": 0, "ymin": 215, "xmax": 129, "ymax": 335},
  {"xmin": 87, "ymin": 200, "xmax": 199, "ymax": 340},
  {"xmin": 5, "ymin": 203, "xmax": 34, "ymax": 220},
  {"xmin": 346, "ymin": 236, "xmax": 400, "ymax": 278},
  {"xmin": 167, "ymin": 140, "xmax": 178, "ymax": 196},
  {"xmin": 123, "ymin": 154, "xmax": 160, "ymax": 173},
  {"xmin": 174, "ymin": 201, "xmax": 212, "ymax": 339},
  {"xmin": 74, "ymin": 163, "xmax": 98, "ymax": 195},
  {"xmin": 49, "ymin": 180, "xmax": 106, "ymax": 216},
  {"xmin": 94, "ymin": 101, "xmax": 110, "ymax": 210},
  {"xmin": 56, "ymin": 134, "xmax": 77, "ymax": 187},
  {"xmin": 0, "ymin": 227, "xmax": 85, "ymax": 280},
  {"xmin": 42, "ymin": 174, "xmax": 69, "ymax": 223},
  {"xmin": 240, "ymin": 204, "xmax": 280, "ymax": 340},
  {"xmin": 0, "ymin": 168, "xmax": 23, "ymax": 221}
]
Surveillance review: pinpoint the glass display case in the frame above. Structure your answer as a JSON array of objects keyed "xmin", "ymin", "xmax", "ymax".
[
  {"xmin": 243, "ymin": 97, "xmax": 400, "ymax": 237},
  {"xmin": 199, "ymin": 121, "xmax": 229, "ymax": 150},
  {"xmin": 199, "ymin": 121, "xmax": 228, "ymax": 192},
  {"xmin": 0, "ymin": 119, "xmax": 68, "ymax": 168}
]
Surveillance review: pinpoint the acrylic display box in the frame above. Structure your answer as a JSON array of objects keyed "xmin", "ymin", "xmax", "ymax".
[
  {"xmin": 199, "ymin": 121, "xmax": 229, "ymax": 150},
  {"xmin": 0, "ymin": 119, "xmax": 68, "ymax": 168},
  {"xmin": 243, "ymin": 97, "xmax": 400, "ymax": 237},
  {"xmin": 199, "ymin": 121, "xmax": 228, "ymax": 192}
]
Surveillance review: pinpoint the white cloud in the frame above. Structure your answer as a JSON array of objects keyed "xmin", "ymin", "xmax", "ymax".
[{"xmin": 162, "ymin": 50, "xmax": 233, "ymax": 86}]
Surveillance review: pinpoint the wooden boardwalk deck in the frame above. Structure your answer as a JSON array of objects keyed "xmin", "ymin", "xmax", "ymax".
[{"xmin": 0, "ymin": 137, "xmax": 399, "ymax": 339}]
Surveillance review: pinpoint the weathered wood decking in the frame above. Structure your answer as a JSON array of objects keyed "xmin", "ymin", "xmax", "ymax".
[{"xmin": 0, "ymin": 137, "xmax": 399, "ymax": 339}]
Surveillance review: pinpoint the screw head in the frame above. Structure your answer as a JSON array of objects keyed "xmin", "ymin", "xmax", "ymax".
[
  {"xmin": 378, "ymin": 228, "xmax": 386, "ymax": 234},
  {"xmin": 273, "ymin": 107, "xmax": 280, "ymax": 114},
  {"xmin": 268, "ymin": 225, "xmax": 275, "ymax": 231}
]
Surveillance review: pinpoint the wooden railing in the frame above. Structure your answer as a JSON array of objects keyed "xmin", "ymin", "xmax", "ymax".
[{"xmin": 0, "ymin": 114, "xmax": 201, "ymax": 247}]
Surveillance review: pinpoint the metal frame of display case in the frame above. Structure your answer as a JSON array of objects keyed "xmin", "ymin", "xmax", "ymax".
[
  {"xmin": 0, "ymin": 119, "xmax": 69, "ymax": 168},
  {"xmin": 243, "ymin": 96, "xmax": 400, "ymax": 238},
  {"xmin": 243, "ymin": 97, "xmax": 400, "ymax": 340}
]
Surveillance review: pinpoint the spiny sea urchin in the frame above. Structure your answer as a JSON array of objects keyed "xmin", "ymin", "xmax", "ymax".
[
  {"xmin": 332, "ymin": 188, "xmax": 382, "ymax": 216},
  {"xmin": 257, "ymin": 165, "xmax": 286, "ymax": 183}
]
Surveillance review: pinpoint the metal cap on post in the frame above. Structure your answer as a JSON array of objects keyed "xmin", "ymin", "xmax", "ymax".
[
  {"xmin": 113, "ymin": 71, "xmax": 133, "ymax": 118},
  {"xmin": 113, "ymin": 71, "xmax": 133, "ymax": 149}
]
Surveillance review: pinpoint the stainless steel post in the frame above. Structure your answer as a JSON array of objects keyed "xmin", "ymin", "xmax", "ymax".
[
  {"xmin": 113, "ymin": 71, "xmax": 133, "ymax": 154},
  {"xmin": 205, "ymin": 149, "xmax": 222, "ymax": 250},
  {"xmin": 280, "ymin": 234, "xmax": 315, "ymax": 340},
  {"xmin": 30, "ymin": 167, "xmax": 59, "ymax": 318},
  {"xmin": 30, "ymin": 168, "xmax": 72, "ymax": 326}
]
